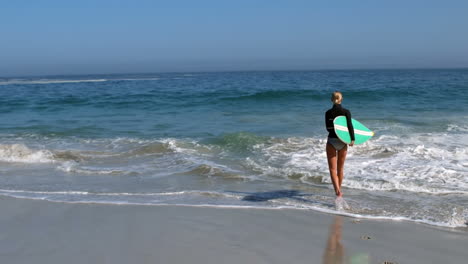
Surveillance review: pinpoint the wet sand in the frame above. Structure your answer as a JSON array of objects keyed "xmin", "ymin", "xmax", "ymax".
[{"xmin": 0, "ymin": 196, "xmax": 466, "ymax": 264}]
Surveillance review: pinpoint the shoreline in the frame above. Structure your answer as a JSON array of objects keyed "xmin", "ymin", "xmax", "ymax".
[
  {"xmin": 1, "ymin": 196, "xmax": 467, "ymax": 264},
  {"xmin": 2, "ymin": 190, "xmax": 467, "ymax": 231}
]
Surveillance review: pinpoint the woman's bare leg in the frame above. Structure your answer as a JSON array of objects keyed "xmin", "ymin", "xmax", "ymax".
[
  {"xmin": 337, "ymin": 146, "xmax": 348, "ymax": 191},
  {"xmin": 326, "ymin": 143, "xmax": 341, "ymax": 196}
]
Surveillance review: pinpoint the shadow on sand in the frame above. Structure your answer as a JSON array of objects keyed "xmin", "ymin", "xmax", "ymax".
[{"xmin": 227, "ymin": 189, "xmax": 334, "ymax": 208}]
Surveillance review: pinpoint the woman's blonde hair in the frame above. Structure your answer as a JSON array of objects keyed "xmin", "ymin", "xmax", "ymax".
[{"xmin": 331, "ymin": 91, "xmax": 343, "ymax": 104}]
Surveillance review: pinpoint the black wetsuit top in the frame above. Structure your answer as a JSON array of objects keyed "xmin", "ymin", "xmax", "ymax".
[{"xmin": 325, "ymin": 104, "xmax": 355, "ymax": 141}]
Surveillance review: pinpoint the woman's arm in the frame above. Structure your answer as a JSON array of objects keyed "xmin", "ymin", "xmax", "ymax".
[
  {"xmin": 345, "ymin": 110, "xmax": 355, "ymax": 145},
  {"xmin": 325, "ymin": 111, "xmax": 334, "ymax": 132}
]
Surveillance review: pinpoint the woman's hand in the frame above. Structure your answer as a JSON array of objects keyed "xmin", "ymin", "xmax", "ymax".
[{"xmin": 349, "ymin": 140, "xmax": 355, "ymax": 147}]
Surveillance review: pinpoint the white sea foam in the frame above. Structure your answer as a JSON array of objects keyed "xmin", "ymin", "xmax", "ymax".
[
  {"xmin": 56, "ymin": 162, "xmax": 132, "ymax": 176},
  {"xmin": 50, "ymin": 137, "xmax": 237, "ymax": 178},
  {"xmin": 0, "ymin": 79, "xmax": 108, "ymax": 85},
  {"xmin": 0, "ymin": 144, "xmax": 55, "ymax": 163},
  {"xmin": 0, "ymin": 189, "xmax": 212, "ymax": 197},
  {"xmin": 248, "ymin": 137, "xmax": 327, "ymax": 179},
  {"xmin": 343, "ymin": 136, "xmax": 468, "ymax": 194},
  {"xmin": 447, "ymin": 123, "xmax": 468, "ymax": 132},
  {"xmin": 113, "ymin": 78, "xmax": 160, "ymax": 81},
  {"xmin": 248, "ymin": 133, "xmax": 468, "ymax": 195},
  {"xmin": 0, "ymin": 77, "xmax": 162, "ymax": 86}
]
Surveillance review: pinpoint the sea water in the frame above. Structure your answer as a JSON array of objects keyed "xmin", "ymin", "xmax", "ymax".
[{"xmin": 0, "ymin": 70, "xmax": 467, "ymax": 229}]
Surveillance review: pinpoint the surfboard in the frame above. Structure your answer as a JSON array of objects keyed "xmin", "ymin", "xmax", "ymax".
[{"xmin": 333, "ymin": 116, "xmax": 374, "ymax": 145}]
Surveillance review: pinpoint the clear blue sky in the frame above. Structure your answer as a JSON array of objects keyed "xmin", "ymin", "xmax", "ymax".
[{"xmin": 1, "ymin": 0, "xmax": 467, "ymax": 76}]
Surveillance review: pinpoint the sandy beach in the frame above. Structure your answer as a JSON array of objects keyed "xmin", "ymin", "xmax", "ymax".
[{"xmin": 0, "ymin": 196, "xmax": 466, "ymax": 264}]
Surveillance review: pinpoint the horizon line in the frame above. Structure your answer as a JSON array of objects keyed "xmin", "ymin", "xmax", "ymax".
[{"xmin": 2, "ymin": 66, "xmax": 468, "ymax": 79}]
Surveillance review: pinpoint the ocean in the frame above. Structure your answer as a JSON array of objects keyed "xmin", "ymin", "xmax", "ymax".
[{"xmin": 0, "ymin": 69, "xmax": 467, "ymax": 229}]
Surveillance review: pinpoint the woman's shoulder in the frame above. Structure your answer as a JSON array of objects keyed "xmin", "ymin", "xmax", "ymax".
[
  {"xmin": 325, "ymin": 108, "xmax": 334, "ymax": 115},
  {"xmin": 342, "ymin": 107, "xmax": 352, "ymax": 115}
]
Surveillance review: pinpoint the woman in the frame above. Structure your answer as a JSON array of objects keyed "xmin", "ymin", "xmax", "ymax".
[{"xmin": 325, "ymin": 91, "xmax": 354, "ymax": 197}]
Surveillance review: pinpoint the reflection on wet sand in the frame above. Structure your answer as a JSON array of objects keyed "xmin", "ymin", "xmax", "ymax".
[
  {"xmin": 323, "ymin": 216, "xmax": 371, "ymax": 264},
  {"xmin": 323, "ymin": 216, "xmax": 345, "ymax": 264}
]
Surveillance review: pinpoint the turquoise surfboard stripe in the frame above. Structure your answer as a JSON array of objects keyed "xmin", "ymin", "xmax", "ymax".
[{"xmin": 333, "ymin": 116, "xmax": 374, "ymax": 145}]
